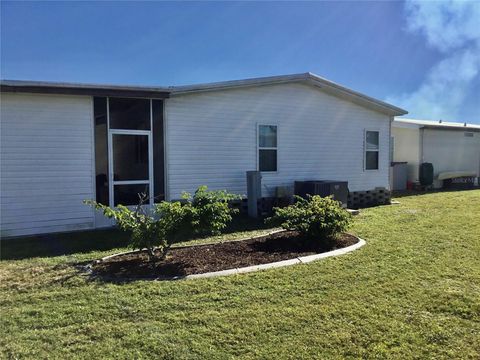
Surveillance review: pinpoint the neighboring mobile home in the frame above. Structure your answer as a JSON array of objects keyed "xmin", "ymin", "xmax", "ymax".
[
  {"xmin": 392, "ymin": 118, "xmax": 480, "ymax": 188},
  {"xmin": 0, "ymin": 73, "xmax": 407, "ymax": 237}
]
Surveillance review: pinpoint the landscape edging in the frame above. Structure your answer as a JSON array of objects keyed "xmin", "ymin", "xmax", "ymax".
[
  {"xmin": 93, "ymin": 233, "xmax": 366, "ymax": 281},
  {"xmin": 184, "ymin": 237, "xmax": 366, "ymax": 280}
]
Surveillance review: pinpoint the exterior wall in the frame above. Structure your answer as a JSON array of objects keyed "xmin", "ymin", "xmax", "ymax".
[
  {"xmin": 1, "ymin": 93, "xmax": 95, "ymax": 237},
  {"xmin": 422, "ymin": 128, "xmax": 480, "ymax": 177},
  {"xmin": 165, "ymin": 83, "xmax": 391, "ymax": 199},
  {"xmin": 392, "ymin": 126, "xmax": 421, "ymax": 182}
]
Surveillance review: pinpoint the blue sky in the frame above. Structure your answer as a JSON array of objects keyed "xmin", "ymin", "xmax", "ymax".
[{"xmin": 1, "ymin": 1, "xmax": 479, "ymax": 123}]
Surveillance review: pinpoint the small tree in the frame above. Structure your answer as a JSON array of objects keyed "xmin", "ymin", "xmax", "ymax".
[
  {"xmin": 266, "ymin": 195, "xmax": 351, "ymax": 242},
  {"xmin": 85, "ymin": 193, "xmax": 169, "ymax": 262},
  {"xmin": 84, "ymin": 186, "xmax": 240, "ymax": 262}
]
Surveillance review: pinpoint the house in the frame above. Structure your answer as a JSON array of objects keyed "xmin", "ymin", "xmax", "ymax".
[
  {"xmin": 392, "ymin": 118, "xmax": 480, "ymax": 188},
  {"xmin": 0, "ymin": 73, "xmax": 407, "ymax": 237}
]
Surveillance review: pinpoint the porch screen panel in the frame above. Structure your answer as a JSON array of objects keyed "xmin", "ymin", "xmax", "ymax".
[
  {"xmin": 114, "ymin": 184, "xmax": 150, "ymax": 206},
  {"xmin": 152, "ymin": 100, "xmax": 165, "ymax": 201},
  {"xmin": 112, "ymin": 134, "xmax": 149, "ymax": 181},
  {"xmin": 109, "ymin": 98, "xmax": 150, "ymax": 130},
  {"xmin": 93, "ymin": 97, "xmax": 109, "ymax": 205}
]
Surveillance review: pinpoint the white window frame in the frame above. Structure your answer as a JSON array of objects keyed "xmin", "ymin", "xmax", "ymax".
[
  {"xmin": 364, "ymin": 129, "xmax": 380, "ymax": 171},
  {"xmin": 257, "ymin": 124, "xmax": 278, "ymax": 173}
]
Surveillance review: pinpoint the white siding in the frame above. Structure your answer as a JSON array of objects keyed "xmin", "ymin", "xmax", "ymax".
[
  {"xmin": 392, "ymin": 127, "xmax": 421, "ymax": 182},
  {"xmin": 165, "ymin": 83, "xmax": 390, "ymax": 199},
  {"xmin": 423, "ymin": 129, "xmax": 480, "ymax": 177},
  {"xmin": 1, "ymin": 93, "xmax": 95, "ymax": 237}
]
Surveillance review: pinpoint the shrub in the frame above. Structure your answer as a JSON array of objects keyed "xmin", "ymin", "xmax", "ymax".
[
  {"xmin": 266, "ymin": 195, "xmax": 351, "ymax": 241},
  {"xmin": 185, "ymin": 185, "xmax": 240, "ymax": 236},
  {"xmin": 155, "ymin": 200, "xmax": 192, "ymax": 242},
  {"xmin": 84, "ymin": 186, "xmax": 240, "ymax": 261}
]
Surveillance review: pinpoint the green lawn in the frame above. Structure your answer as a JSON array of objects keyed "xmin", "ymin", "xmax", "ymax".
[{"xmin": 1, "ymin": 191, "xmax": 479, "ymax": 359}]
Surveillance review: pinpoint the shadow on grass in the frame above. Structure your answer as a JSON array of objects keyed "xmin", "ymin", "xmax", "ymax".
[
  {"xmin": 1, "ymin": 229, "xmax": 131, "ymax": 261},
  {"xmin": 1, "ymin": 215, "xmax": 269, "ymax": 261}
]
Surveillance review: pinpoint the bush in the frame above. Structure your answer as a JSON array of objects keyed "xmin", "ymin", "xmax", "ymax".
[
  {"xmin": 84, "ymin": 186, "xmax": 240, "ymax": 261},
  {"xmin": 266, "ymin": 195, "xmax": 351, "ymax": 241},
  {"xmin": 155, "ymin": 200, "xmax": 192, "ymax": 242},
  {"xmin": 185, "ymin": 185, "xmax": 240, "ymax": 236}
]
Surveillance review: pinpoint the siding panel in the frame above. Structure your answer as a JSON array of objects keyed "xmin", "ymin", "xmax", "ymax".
[
  {"xmin": 391, "ymin": 127, "xmax": 421, "ymax": 182},
  {"xmin": 0, "ymin": 93, "xmax": 95, "ymax": 237},
  {"xmin": 165, "ymin": 83, "xmax": 390, "ymax": 199},
  {"xmin": 423, "ymin": 129, "xmax": 480, "ymax": 177}
]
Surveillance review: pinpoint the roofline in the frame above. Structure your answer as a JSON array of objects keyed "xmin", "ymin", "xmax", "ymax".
[
  {"xmin": 0, "ymin": 80, "xmax": 170, "ymax": 99},
  {"xmin": 0, "ymin": 73, "xmax": 408, "ymax": 116},
  {"xmin": 393, "ymin": 117, "xmax": 480, "ymax": 131},
  {"xmin": 170, "ymin": 72, "xmax": 408, "ymax": 116}
]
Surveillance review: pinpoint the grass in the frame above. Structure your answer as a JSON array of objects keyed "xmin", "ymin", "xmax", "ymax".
[{"xmin": 1, "ymin": 191, "xmax": 479, "ymax": 359}]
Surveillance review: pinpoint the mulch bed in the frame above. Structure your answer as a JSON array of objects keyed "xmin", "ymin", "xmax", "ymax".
[{"xmin": 92, "ymin": 231, "xmax": 358, "ymax": 279}]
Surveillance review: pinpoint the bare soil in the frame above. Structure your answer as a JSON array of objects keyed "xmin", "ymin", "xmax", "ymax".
[{"xmin": 92, "ymin": 231, "xmax": 358, "ymax": 279}]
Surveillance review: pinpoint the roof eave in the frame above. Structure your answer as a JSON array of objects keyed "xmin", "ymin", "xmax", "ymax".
[
  {"xmin": 422, "ymin": 125, "xmax": 480, "ymax": 132},
  {"xmin": 306, "ymin": 75, "xmax": 407, "ymax": 116},
  {"xmin": 0, "ymin": 81, "xmax": 170, "ymax": 99},
  {"xmin": 394, "ymin": 118, "xmax": 480, "ymax": 131},
  {"xmin": 170, "ymin": 72, "xmax": 407, "ymax": 116},
  {"xmin": 169, "ymin": 73, "xmax": 310, "ymax": 95}
]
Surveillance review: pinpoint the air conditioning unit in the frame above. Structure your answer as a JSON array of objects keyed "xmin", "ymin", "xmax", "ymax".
[{"xmin": 294, "ymin": 180, "xmax": 349, "ymax": 208}]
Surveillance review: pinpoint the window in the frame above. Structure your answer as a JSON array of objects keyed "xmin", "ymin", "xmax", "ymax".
[
  {"xmin": 365, "ymin": 130, "xmax": 379, "ymax": 170},
  {"xmin": 258, "ymin": 125, "xmax": 277, "ymax": 172}
]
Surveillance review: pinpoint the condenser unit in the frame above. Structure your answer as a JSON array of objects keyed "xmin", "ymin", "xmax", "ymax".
[{"xmin": 294, "ymin": 180, "xmax": 349, "ymax": 208}]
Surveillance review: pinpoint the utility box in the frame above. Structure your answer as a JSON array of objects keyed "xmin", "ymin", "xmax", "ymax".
[
  {"xmin": 246, "ymin": 171, "xmax": 262, "ymax": 218},
  {"xmin": 391, "ymin": 162, "xmax": 408, "ymax": 190},
  {"xmin": 294, "ymin": 180, "xmax": 349, "ymax": 208},
  {"xmin": 419, "ymin": 163, "xmax": 434, "ymax": 186}
]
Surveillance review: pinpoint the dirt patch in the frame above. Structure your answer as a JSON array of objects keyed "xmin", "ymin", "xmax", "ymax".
[{"xmin": 92, "ymin": 231, "xmax": 358, "ymax": 279}]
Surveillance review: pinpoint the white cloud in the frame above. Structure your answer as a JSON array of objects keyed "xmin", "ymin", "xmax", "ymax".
[
  {"xmin": 405, "ymin": 0, "xmax": 480, "ymax": 52},
  {"xmin": 387, "ymin": 0, "xmax": 480, "ymax": 121}
]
